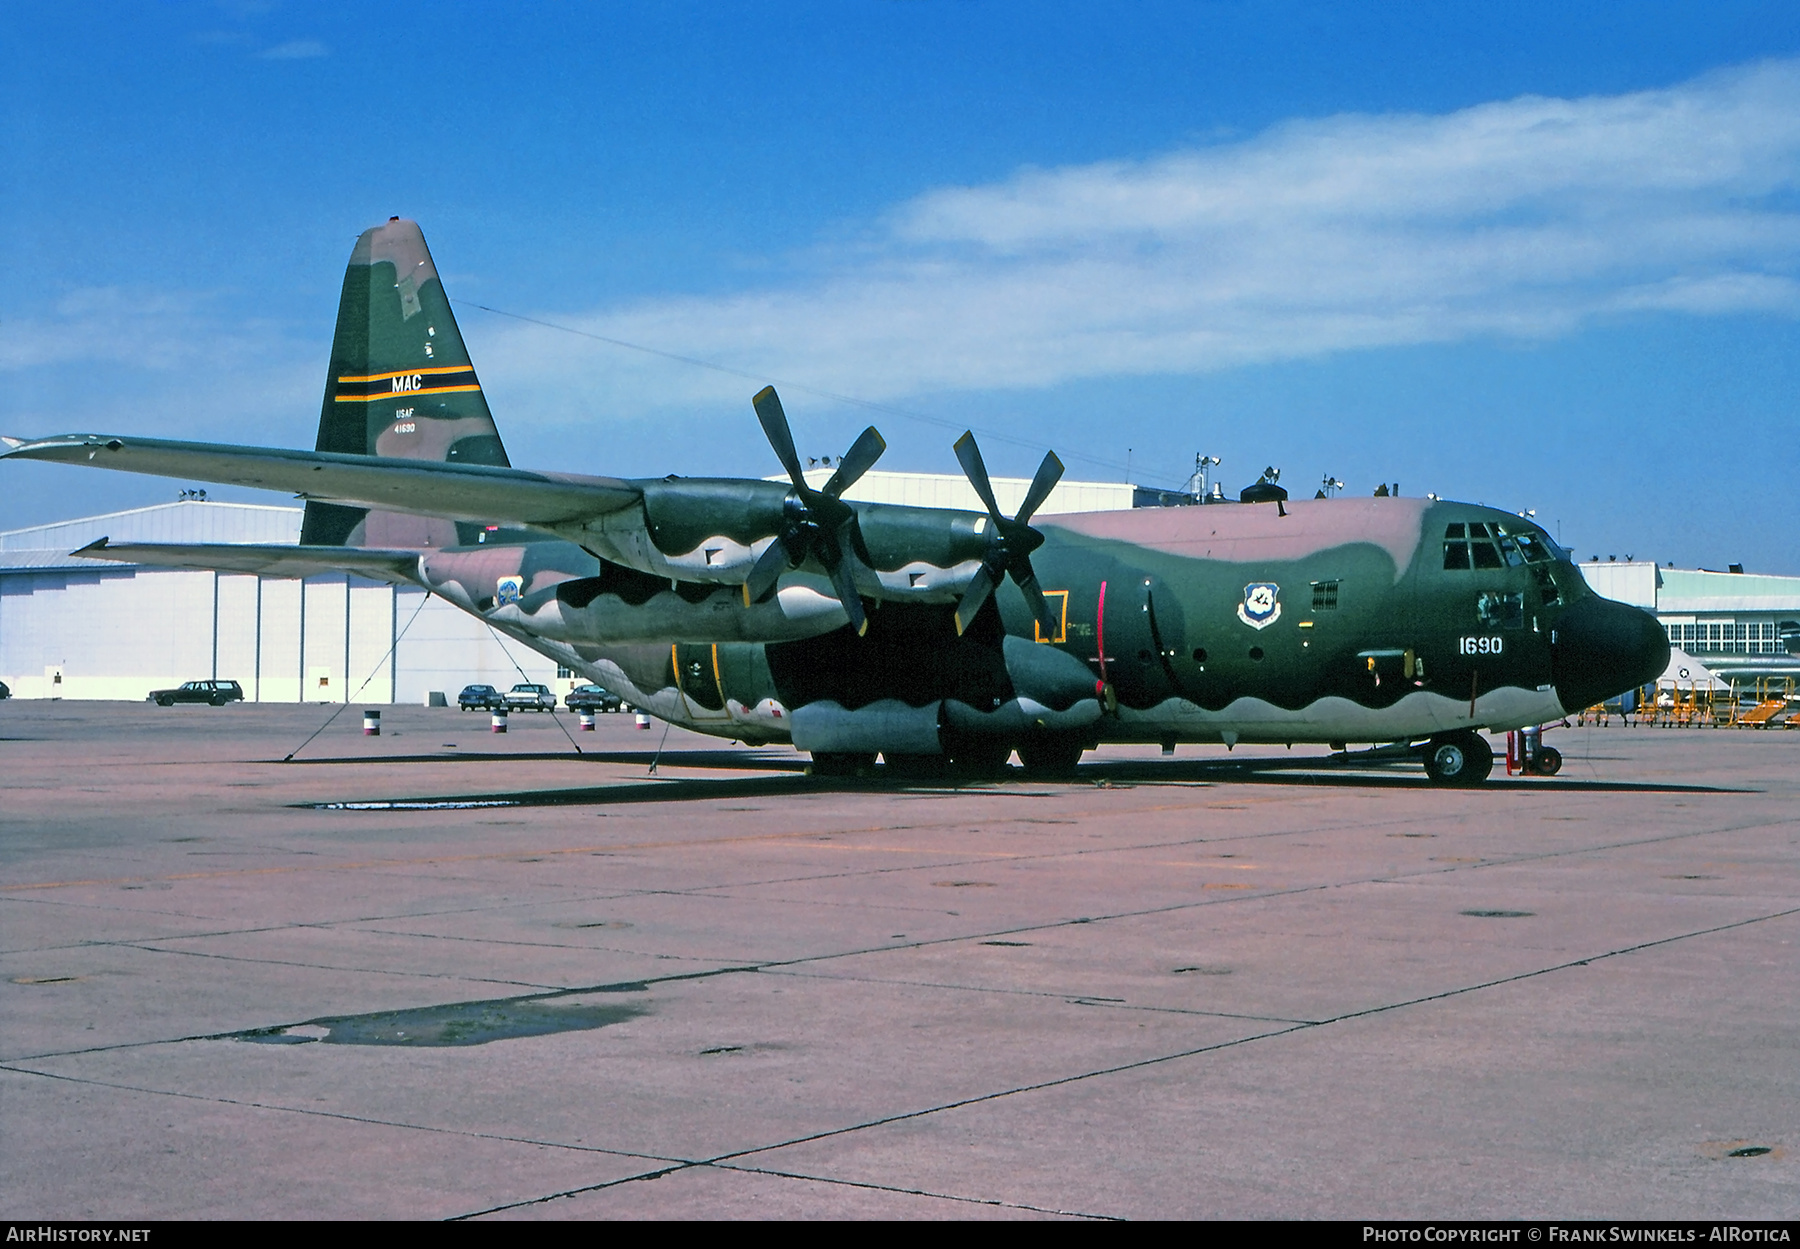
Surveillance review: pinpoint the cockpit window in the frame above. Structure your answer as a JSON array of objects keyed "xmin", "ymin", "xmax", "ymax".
[
  {"xmin": 1445, "ymin": 519, "xmax": 1566, "ymax": 570},
  {"xmin": 1509, "ymin": 529, "xmax": 1551, "ymax": 563}
]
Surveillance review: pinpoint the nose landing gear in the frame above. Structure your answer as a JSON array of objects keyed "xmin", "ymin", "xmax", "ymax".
[{"xmin": 1505, "ymin": 725, "xmax": 1563, "ymax": 777}]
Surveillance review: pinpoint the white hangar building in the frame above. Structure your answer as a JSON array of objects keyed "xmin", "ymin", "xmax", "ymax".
[{"xmin": 0, "ymin": 501, "xmax": 560, "ymax": 704}]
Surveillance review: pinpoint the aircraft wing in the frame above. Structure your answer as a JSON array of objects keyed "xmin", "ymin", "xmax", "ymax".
[
  {"xmin": 0, "ymin": 434, "xmax": 642, "ymax": 528},
  {"xmin": 70, "ymin": 537, "xmax": 426, "ymax": 585}
]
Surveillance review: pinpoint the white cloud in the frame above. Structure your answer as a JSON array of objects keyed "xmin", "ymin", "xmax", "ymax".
[
  {"xmin": 0, "ymin": 288, "xmax": 316, "ymax": 442},
  {"xmin": 0, "ymin": 288, "xmax": 272, "ymax": 372},
  {"xmin": 479, "ymin": 58, "xmax": 1800, "ymax": 423}
]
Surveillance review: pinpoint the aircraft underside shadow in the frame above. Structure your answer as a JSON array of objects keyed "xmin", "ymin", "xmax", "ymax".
[
  {"xmin": 299, "ymin": 753, "xmax": 1746, "ymax": 810},
  {"xmin": 282, "ymin": 748, "xmax": 808, "ymax": 773}
]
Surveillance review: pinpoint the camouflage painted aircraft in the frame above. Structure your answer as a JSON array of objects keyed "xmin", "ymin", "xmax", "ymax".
[{"xmin": 1, "ymin": 218, "xmax": 1669, "ymax": 784}]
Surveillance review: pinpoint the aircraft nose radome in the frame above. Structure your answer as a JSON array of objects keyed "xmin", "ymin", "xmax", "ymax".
[{"xmin": 1555, "ymin": 595, "xmax": 1671, "ymax": 715}]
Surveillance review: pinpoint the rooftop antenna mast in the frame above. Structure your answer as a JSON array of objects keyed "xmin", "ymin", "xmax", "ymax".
[{"xmin": 1184, "ymin": 454, "xmax": 1221, "ymax": 501}]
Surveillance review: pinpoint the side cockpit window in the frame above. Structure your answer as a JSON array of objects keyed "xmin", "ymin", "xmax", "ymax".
[
  {"xmin": 1477, "ymin": 591, "xmax": 1526, "ymax": 629},
  {"xmin": 1507, "ymin": 526, "xmax": 1554, "ymax": 564}
]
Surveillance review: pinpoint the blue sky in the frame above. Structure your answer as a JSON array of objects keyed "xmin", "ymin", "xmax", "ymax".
[{"xmin": 4, "ymin": 2, "xmax": 1799, "ymax": 571}]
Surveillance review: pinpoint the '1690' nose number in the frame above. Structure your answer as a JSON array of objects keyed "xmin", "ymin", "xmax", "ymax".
[{"xmin": 1459, "ymin": 636, "xmax": 1503, "ymax": 655}]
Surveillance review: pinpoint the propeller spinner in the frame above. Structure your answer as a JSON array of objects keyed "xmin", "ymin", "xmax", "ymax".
[
  {"xmin": 742, "ymin": 386, "xmax": 885, "ymax": 636},
  {"xmin": 952, "ymin": 432, "xmax": 1064, "ymax": 637}
]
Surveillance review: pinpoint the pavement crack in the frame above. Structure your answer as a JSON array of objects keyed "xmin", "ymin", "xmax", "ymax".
[
  {"xmin": 0, "ymin": 1060, "xmax": 686, "ymax": 1167},
  {"xmin": 763, "ymin": 967, "xmax": 1314, "ymax": 1024}
]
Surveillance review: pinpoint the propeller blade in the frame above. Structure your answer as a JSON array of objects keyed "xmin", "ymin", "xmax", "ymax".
[
  {"xmin": 1014, "ymin": 564, "xmax": 1060, "ymax": 638},
  {"xmin": 823, "ymin": 544, "xmax": 869, "ymax": 637},
  {"xmin": 822, "ymin": 426, "xmax": 886, "ymax": 500},
  {"xmin": 953, "ymin": 431, "xmax": 1005, "ymax": 522},
  {"xmin": 953, "ymin": 563, "xmax": 999, "ymax": 636},
  {"xmin": 1014, "ymin": 450, "xmax": 1065, "ymax": 524},
  {"xmin": 753, "ymin": 386, "xmax": 808, "ymax": 493},
  {"xmin": 742, "ymin": 537, "xmax": 792, "ymax": 605}
]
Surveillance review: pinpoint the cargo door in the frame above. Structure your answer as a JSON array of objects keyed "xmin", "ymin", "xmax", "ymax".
[{"xmin": 672, "ymin": 643, "xmax": 732, "ymax": 722}]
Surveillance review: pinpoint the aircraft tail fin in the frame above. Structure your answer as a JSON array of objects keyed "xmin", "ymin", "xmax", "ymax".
[{"xmin": 301, "ymin": 217, "xmax": 509, "ymax": 549}]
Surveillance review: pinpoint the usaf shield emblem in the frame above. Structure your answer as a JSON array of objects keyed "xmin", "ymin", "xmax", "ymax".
[
  {"xmin": 1237, "ymin": 582, "xmax": 1281, "ymax": 630},
  {"xmin": 495, "ymin": 576, "xmax": 523, "ymax": 607}
]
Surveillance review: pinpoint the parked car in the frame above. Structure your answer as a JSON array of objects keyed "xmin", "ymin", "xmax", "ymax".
[
  {"xmin": 0, "ymin": 680, "xmax": 9, "ymax": 700},
  {"xmin": 458, "ymin": 684, "xmax": 506, "ymax": 711},
  {"xmin": 148, "ymin": 680, "xmax": 244, "ymax": 707},
  {"xmin": 503, "ymin": 682, "xmax": 558, "ymax": 712},
  {"xmin": 564, "ymin": 684, "xmax": 625, "ymax": 713}
]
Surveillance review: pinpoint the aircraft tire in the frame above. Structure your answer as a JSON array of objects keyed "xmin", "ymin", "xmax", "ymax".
[
  {"xmin": 1422, "ymin": 731, "xmax": 1493, "ymax": 786},
  {"xmin": 1534, "ymin": 746, "xmax": 1563, "ymax": 776},
  {"xmin": 811, "ymin": 751, "xmax": 876, "ymax": 778},
  {"xmin": 1017, "ymin": 737, "xmax": 1085, "ymax": 777}
]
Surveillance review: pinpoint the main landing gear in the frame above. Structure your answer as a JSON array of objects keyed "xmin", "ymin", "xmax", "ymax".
[
  {"xmin": 807, "ymin": 734, "xmax": 1090, "ymax": 782},
  {"xmin": 1420, "ymin": 730, "xmax": 1495, "ymax": 787}
]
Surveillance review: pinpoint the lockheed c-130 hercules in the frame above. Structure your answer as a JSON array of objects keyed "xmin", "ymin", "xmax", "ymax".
[{"xmin": 0, "ymin": 218, "xmax": 1670, "ymax": 785}]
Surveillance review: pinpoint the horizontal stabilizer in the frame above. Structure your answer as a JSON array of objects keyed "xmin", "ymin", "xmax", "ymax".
[
  {"xmin": 2, "ymin": 434, "xmax": 641, "ymax": 529},
  {"xmin": 71, "ymin": 537, "xmax": 424, "ymax": 585}
]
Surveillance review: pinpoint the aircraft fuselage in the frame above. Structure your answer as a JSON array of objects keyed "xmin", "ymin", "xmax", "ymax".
[{"xmin": 418, "ymin": 493, "xmax": 1668, "ymax": 755}]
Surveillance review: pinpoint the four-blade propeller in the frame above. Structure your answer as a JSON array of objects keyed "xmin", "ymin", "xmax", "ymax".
[
  {"xmin": 952, "ymin": 431, "xmax": 1063, "ymax": 637},
  {"xmin": 743, "ymin": 387, "xmax": 1064, "ymax": 641},
  {"xmin": 743, "ymin": 386, "xmax": 885, "ymax": 636}
]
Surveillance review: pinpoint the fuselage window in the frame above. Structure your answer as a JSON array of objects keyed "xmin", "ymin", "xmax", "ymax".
[
  {"xmin": 1311, "ymin": 580, "xmax": 1340, "ymax": 610},
  {"xmin": 1471, "ymin": 541, "xmax": 1504, "ymax": 569},
  {"xmin": 1443, "ymin": 540, "xmax": 1471, "ymax": 570}
]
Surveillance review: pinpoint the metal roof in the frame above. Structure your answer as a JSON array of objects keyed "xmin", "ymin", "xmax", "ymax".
[
  {"xmin": 1580, "ymin": 561, "xmax": 1800, "ymax": 614},
  {"xmin": 0, "ymin": 500, "xmax": 303, "ymax": 553},
  {"xmin": 772, "ymin": 468, "xmax": 1134, "ymax": 514},
  {"xmin": 0, "ymin": 548, "xmax": 145, "ymax": 574},
  {"xmin": 1655, "ymin": 568, "xmax": 1800, "ymax": 614}
]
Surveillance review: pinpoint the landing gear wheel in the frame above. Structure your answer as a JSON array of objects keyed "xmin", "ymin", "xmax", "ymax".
[
  {"xmin": 1533, "ymin": 746, "xmax": 1563, "ymax": 776},
  {"xmin": 1017, "ymin": 737, "xmax": 1085, "ymax": 778},
  {"xmin": 1421, "ymin": 731, "xmax": 1494, "ymax": 786},
  {"xmin": 810, "ymin": 751, "xmax": 876, "ymax": 778}
]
